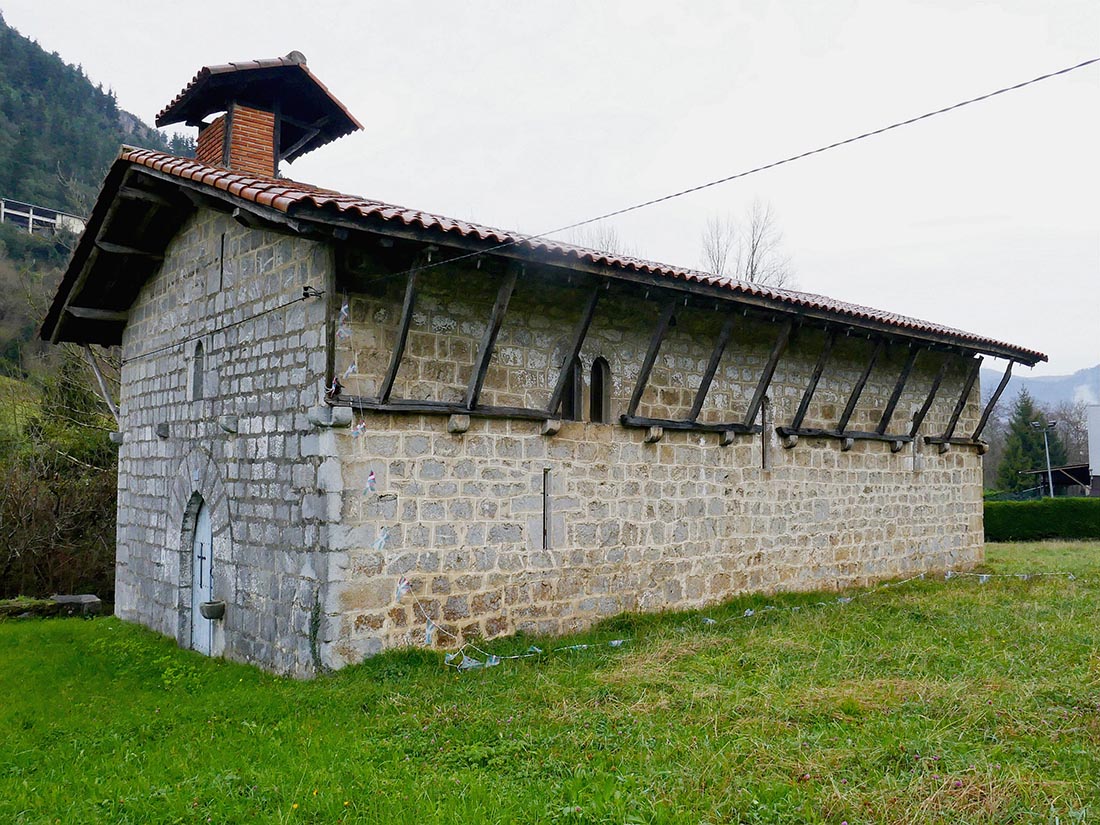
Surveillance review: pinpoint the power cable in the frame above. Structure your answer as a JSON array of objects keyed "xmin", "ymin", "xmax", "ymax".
[{"xmin": 387, "ymin": 56, "xmax": 1100, "ymax": 280}]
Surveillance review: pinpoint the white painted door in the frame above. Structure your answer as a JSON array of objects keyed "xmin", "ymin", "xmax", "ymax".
[{"xmin": 190, "ymin": 501, "xmax": 213, "ymax": 654}]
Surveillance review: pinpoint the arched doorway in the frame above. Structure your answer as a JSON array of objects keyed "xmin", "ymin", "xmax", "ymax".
[{"xmin": 189, "ymin": 497, "xmax": 213, "ymax": 654}]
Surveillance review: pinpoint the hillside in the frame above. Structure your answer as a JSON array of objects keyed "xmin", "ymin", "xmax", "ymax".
[
  {"xmin": 0, "ymin": 11, "xmax": 193, "ymax": 217},
  {"xmin": 0, "ymin": 12, "xmax": 195, "ymax": 379},
  {"xmin": 982, "ymin": 364, "xmax": 1100, "ymax": 408}
]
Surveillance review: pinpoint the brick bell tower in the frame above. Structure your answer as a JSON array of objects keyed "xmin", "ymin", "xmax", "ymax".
[{"xmin": 155, "ymin": 51, "xmax": 362, "ymax": 177}]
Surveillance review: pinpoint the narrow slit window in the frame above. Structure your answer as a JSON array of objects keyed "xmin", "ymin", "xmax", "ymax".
[
  {"xmin": 192, "ymin": 341, "xmax": 205, "ymax": 401},
  {"xmin": 561, "ymin": 356, "xmax": 583, "ymax": 421},
  {"xmin": 590, "ymin": 357, "xmax": 611, "ymax": 423}
]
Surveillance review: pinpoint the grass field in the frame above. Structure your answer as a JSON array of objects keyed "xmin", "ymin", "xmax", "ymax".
[{"xmin": 2, "ymin": 541, "xmax": 1097, "ymax": 824}]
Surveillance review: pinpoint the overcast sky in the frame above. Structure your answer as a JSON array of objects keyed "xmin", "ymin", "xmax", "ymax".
[{"xmin": 4, "ymin": 1, "xmax": 1097, "ymax": 376}]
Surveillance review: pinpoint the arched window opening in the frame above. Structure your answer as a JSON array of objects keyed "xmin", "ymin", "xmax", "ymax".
[
  {"xmin": 560, "ymin": 356, "xmax": 583, "ymax": 421},
  {"xmin": 590, "ymin": 357, "xmax": 611, "ymax": 423},
  {"xmin": 192, "ymin": 341, "xmax": 205, "ymax": 401}
]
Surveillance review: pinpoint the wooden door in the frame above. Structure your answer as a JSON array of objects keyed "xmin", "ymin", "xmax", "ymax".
[{"xmin": 189, "ymin": 501, "xmax": 213, "ymax": 654}]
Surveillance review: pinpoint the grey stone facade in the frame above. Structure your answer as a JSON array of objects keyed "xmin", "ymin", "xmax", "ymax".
[
  {"xmin": 117, "ymin": 211, "xmax": 333, "ymax": 676},
  {"xmin": 115, "ymin": 206, "xmax": 985, "ymax": 677}
]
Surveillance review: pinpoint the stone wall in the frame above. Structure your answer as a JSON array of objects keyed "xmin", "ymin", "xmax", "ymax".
[
  {"xmin": 116, "ymin": 210, "xmax": 333, "ymax": 677},
  {"xmin": 325, "ymin": 262, "xmax": 985, "ymax": 667}
]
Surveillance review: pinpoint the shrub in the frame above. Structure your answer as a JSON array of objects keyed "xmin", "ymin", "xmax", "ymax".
[
  {"xmin": 0, "ymin": 457, "xmax": 116, "ymax": 599},
  {"xmin": 985, "ymin": 498, "xmax": 1100, "ymax": 542}
]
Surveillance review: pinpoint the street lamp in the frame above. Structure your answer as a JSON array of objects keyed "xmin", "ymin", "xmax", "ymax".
[{"xmin": 1030, "ymin": 420, "xmax": 1058, "ymax": 499}]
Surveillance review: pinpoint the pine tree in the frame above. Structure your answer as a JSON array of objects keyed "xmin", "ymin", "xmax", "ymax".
[{"xmin": 995, "ymin": 389, "xmax": 1068, "ymax": 493}]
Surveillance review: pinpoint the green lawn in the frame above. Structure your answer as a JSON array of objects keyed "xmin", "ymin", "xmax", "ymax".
[{"xmin": 2, "ymin": 542, "xmax": 1097, "ymax": 824}]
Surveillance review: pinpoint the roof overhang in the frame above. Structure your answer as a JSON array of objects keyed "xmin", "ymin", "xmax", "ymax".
[{"xmin": 40, "ymin": 148, "xmax": 1049, "ymax": 367}]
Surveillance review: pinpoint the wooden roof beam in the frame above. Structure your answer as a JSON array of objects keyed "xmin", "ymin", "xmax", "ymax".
[
  {"xmin": 743, "ymin": 320, "xmax": 792, "ymax": 428},
  {"xmin": 688, "ymin": 314, "xmax": 736, "ymax": 422},
  {"xmin": 624, "ymin": 301, "xmax": 676, "ymax": 420},
  {"xmin": 836, "ymin": 338, "xmax": 884, "ymax": 434},
  {"xmin": 546, "ymin": 285, "xmax": 601, "ymax": 416},
  {"xmin": 464, "ymin": 262, "xmax": 520, "ymax": 410}
]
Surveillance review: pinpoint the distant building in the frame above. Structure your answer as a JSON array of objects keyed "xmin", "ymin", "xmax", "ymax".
[
  {"xmin": 1018, "ymin": 463, "xmax": 1091, "ymax": 497},
  {"xmin": 0, "ymin": 197, "xmax": 86, "ymax": 235},
  {"xmin": 41, "ymin": 53, "xmax": 1046, "ymax": 676}
]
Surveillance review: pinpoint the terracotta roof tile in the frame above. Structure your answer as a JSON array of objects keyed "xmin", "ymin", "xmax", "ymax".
[{"xmin": 117, "ymin": 147, "xmax": 1044, "ymax": 363}]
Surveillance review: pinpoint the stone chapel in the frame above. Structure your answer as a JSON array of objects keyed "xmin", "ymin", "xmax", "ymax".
[{"xmin": 41, "ymin": 54, "xmax": 1044, "ymax": 676}]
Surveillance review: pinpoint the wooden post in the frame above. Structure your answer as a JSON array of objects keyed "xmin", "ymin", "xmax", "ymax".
[
  {"xmin": 689, "ymin": 314, "xmax": 736, "ymax": 421},
  {"xmin": 625, "ymin": 301, "xmax": 676, "ymax": 419},
  {"xmin": 788, "ymin": 328, "xmax": 835, "ymax": 431},
  {"xmin": 837, "ymin": 338, "xmax": 883, "ymax": 433},
  {"xmin": 876, "ymin": 345, "xmax": 919, "ymax": 435},
  {"xmin": 464, "ymin": 263, "xmax": 520, "ymax": 410},
  {"xmin": 378, "ymin": 266, "xmax": 421, "ymax": 404},
  {"xmin": 82, "ymin": 344, "xmax": 120, "ymax": 428},
  {"xmin": 547, "ymin": 286, "xmax": 601, "ymax": 415},
  {"xmin": 743, "ymin": 320, "xmax": 792, "ymax": 428},
  {"xmin": 941, "ymin": 356, "xmax": 983, "ymax": 440},
  {"xmin": 971, "ymin": 360, "xmax": 1014, "ymax": 440}
]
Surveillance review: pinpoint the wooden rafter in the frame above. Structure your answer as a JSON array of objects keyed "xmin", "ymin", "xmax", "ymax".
[
  {"xmin": 464, "ymin": 263, "xmax": 520, "ymax": 410},
  {"xmin": 621, "ymin": 414, "xmax": 761, "ymax": 435},
  {"xmin": 743, "ymin": 320, "xmax": 792, "ymax": 428},
  {"xmin": 377, "ymin": 266, "xmax": 422, "ymax": 404},
  {"xmin": 688, "ymin": 314, "xmax": 736, "ymax": 421},
  {"xmin": 788, "ymin": 328, "xmax": 836, "ymax": 431},
  {"xmin": 971, "ymin": 360, "xmax": 1014, "ymax": 440},
  {"xmin": 909, "ymin": 356, "xmax": 951, "ymax": 438},
  {"xmin": 95, "ymin": 240, "xmax": 163, "ymax": 260},
  {"xmin": 546, "ymin": 286, "xmax": 601, "ymax": 415},
  {"xmin": 625, "ymin": 301, "xmax": 676, "ymax": 419},
  {"xmin": 65, "ymin": 306, "xmax": 129, "ymax": 322},
  {"xmin": 342, "ymin": 395, "xmax": 551, "ymax": 421},
  {"xmin": 836, "ymin": 338, "xmax": 883, "ymax": 433},
  {"xmin": 940, "ymin": 357, "xmax": 983, "ymax": 440},
  {"xmin": 876, "ymin": 345, "xmax": 920, "ymax": 435}
]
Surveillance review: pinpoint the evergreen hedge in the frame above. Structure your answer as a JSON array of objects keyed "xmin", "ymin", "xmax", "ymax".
[{"xmin": 985, "ymin": 498, "xmax": 1100, "ymax": 542}]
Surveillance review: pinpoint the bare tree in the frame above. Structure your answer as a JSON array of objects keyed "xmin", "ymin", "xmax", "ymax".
[
  {"xmin": 1052, "ymin": 399, "xmax": 1088, "ymax": 465},
  {"xmin": 700, "ymin": 199, "xmax": 795, "ymax": 289},
  {"xmin": 568, "ymin": 223, "xmax": 636, "ymax": 258},
  {"xmin": 700, "ymin": 214, "xmax": 737, "ymax": 280}
]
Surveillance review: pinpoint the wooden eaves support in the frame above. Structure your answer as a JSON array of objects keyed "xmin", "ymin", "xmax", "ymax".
[
  {"xmin": 776, "ymin": 334, "xmax": 917, "ymax": 451},
  {"xmin": 618, "ymin": 310, "xmax": 793, "ymax": 444},
  {"xmin": 128, "ymin": 171, "xmax": 1034, "ymax": 445},
  {"xmin": 924, "ymin": 357, "xmax": 1014, "ymax": 454}
]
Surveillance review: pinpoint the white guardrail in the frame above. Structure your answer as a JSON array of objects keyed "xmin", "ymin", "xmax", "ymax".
[{"xmin": 0, "ymin": 197, "xmax": 86, "ymax": 235}]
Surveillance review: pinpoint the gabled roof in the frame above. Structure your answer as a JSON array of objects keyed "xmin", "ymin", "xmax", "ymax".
[
  {"xmin": 40, "ymin": 147, "xmax": 1047, "ymax": 365},
  {"xmin": 155, "ymin": 52, "xmax": 362, "ymax": 163}
]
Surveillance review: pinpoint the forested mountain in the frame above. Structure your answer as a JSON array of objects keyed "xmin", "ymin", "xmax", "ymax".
[{"xmin": 0, "ymin": 12, "xmax": 193, "ymax": 217}]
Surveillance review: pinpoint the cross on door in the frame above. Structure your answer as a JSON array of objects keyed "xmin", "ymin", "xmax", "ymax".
[{"xmin": 196, "ymin": 542, "xmax": 207, "ymax": 587}]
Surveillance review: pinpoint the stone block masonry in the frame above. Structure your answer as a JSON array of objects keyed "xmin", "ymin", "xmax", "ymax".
[
  {"xmin": 117, "ymin": 210, "xmax": 334, "ymax": 677},
  {"xmin": 325, "ymin": 262, "xmax": 984, "ymax": 668},
  {"xmin": 112, "ymin": 212, "xmax": 986, "ymax": 676}
]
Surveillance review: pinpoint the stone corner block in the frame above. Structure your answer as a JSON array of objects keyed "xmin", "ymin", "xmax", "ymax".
[{"xmin": 308, "ymin": 405, "xmax": 353, "ymax": 428}]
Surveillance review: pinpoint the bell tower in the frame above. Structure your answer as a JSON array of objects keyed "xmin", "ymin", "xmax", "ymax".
[{"xmin": 156, "ymin": 51, "xmax": 362, "ymax": 177}]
